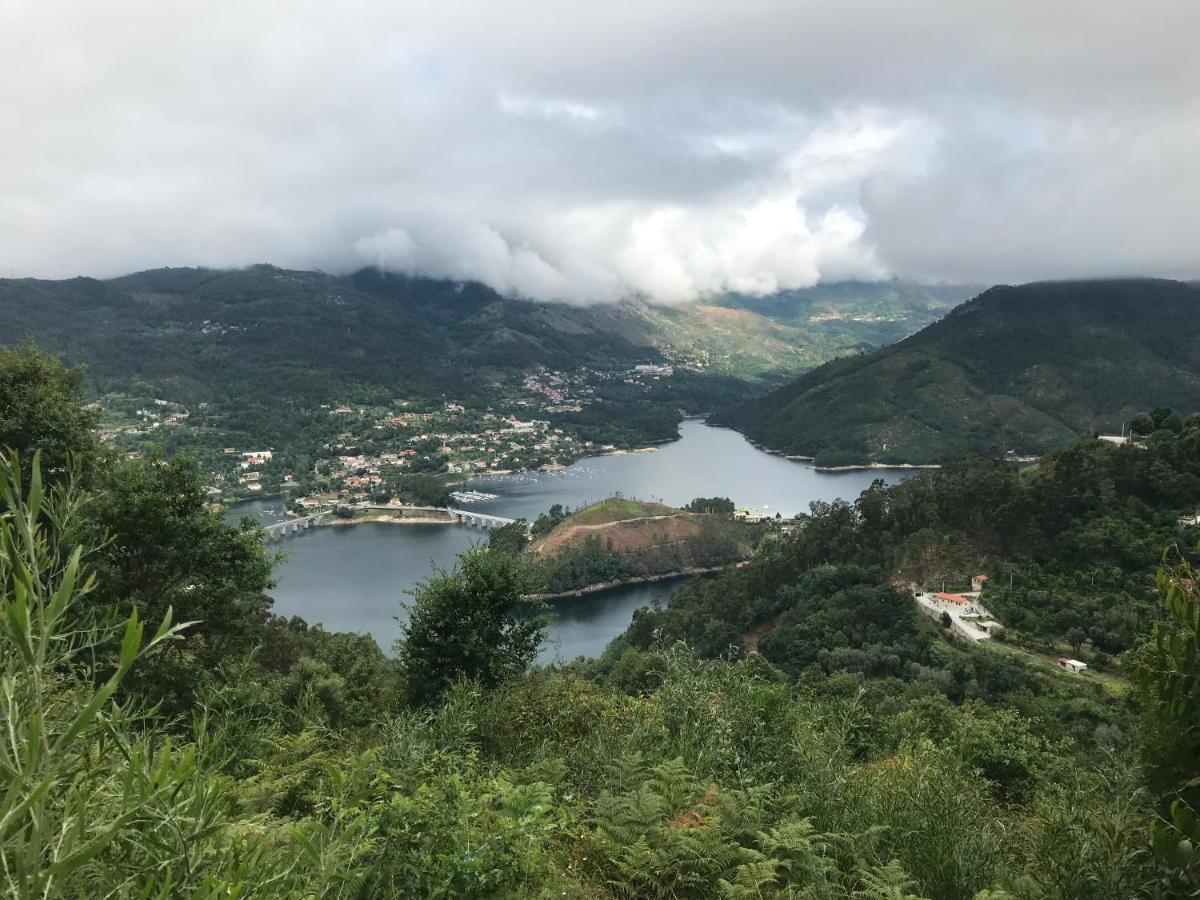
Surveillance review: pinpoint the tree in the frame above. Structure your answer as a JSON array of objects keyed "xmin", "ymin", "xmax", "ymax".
[
  {"xmin": 1065, "ymin": 626, "xmax": 1088, "ymax": 654},
  {"xmin": 396, "ymin": 547, "xmax": 545, "ymax": 705},
  {"xmin": 532, "ymin": 503, "xmax": 569, "ymax": 537},
  {"xmin": 687, "ymin": 496, "xmax": 735, "ymax": 515},
  {"xmin": 0, "ymin": 343, "xmax": 100, "ymax": 486},
  {"xmin": 487, "ymin": 519, "xmax": 530, "ymax": 556},
  {"xmin": 1130, "ymin": 413, "xmax": 1155, "ymax": 436},
  {"xmin": 1131, "ymin": 552, "xmax": 1200, "ymax": 887},
  {"xmin": 86, "ymin": 454, "xmax": 275, "ymax": 712}
]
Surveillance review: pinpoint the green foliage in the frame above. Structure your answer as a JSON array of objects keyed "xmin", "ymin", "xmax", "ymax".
[
  {"xmin": 487, "ymin": 519, "xmax": 531, "ymax": 556},
  {"xmin": 724, "ymin": 278, "xmax": 1200, "ymax": 463},
  {"xmin": 688, "ymin": 496, "xmax": 736, "ymax": 515},
  {"xmin": 273, "ymin": 641, "xmax": 395, "ymax": 730},
  {"xmin": 565, "ymin": 497, "xmax": 678, "ymax": 525},
  {"xmin": 1131, "ymin": 552, "xmax": 1200, "ymax": 891},
  {"xmin": 5, "ymin": 333, "xmax": 1199, "ymax": 897},
  {"xmin": 625, "ymin": 422, "xmax": 1200, "ymax": 693},
  {"xmin": 0, "ymin": 453, "xmax": 280, "ymax": 896},
  {"xmin": 391, "ymin": 472, "xmax": 452, "ymax": 506},
  {"xmin": 397, "ymin": 547, "xmax": 546, "ymax": 705},
  {"xmin": 0, "ymin": 343, "xmax": 100, "ymax": 486},
  {"xmin": 86, "ymin": 453, "xmax": 276, "ymax": 714},
  {"xmin": 532, "ymin": 502, "xmax": 569, "ymax": 537}
]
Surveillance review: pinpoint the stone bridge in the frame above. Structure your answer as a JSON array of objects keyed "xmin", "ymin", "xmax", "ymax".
[
  {"xmin": 262, "ymin": 510, "xmax": 332, "ymax": 540},
  {"xmin": 262, "ymin": 504, "xmax": 523, "ymax": 540},
  {"xmin": 446, "ymin": 508, "xmax": 520, "ymax": 530}
]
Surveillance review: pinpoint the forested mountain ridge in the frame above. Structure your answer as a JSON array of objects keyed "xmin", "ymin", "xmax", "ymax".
[
  {"xmin": 0, "ymin": 266, "xmax": 968, "ymax": 450},
  {"xmin": 720, "ymin": 278, "xmax": 1200, "ymax": 465}
]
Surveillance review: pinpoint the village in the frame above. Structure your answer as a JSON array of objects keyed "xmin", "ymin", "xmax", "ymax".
[{"xmin": 92, "ymin": 362, "xmax": 679, "ymax": 506}]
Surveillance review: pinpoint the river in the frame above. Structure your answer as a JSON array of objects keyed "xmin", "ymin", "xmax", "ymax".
[{"xmin": 235, "ymin": 420, "xmax": 905, "ymax": 662}]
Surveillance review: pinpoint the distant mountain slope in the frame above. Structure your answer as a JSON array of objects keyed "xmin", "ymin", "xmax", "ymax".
[
  {"xmin": 640, "ymin": 281, "xmax": 970, "ymax": 379},
  {"xmin": 0, "ymin": 266, "xmax": 656, "ymax": 404},
  {"xmin": 0, "ymin": 266, "xmax": 971, "ymax": 446},
  {"xmin": 719, "ymin": 279, "xmax": 1200, "ymax": 465}
]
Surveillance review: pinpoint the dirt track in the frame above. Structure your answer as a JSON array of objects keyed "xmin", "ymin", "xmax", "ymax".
[{"xmin": 533, "ymin": 514, "xmax": 702, "ymax": 555}]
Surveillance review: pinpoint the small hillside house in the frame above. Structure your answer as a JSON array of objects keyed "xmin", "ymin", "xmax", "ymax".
[{"xmin": 935, "ymin": 592, "xmax": 968, "ymax": 605}]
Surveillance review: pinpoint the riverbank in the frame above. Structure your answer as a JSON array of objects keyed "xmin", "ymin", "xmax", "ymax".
[
  {"xmin": 704, "ymin": 421, "xmax": 945, "ymax": 472},
  {"xmin": 528, "ymin": 562, "xmax": 744, "ymax": 601}
]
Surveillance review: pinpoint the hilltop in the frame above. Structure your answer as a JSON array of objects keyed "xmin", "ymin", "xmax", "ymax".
[
  {"xmin": 532, "ymin": 498, "xmax": 695, "ymax": 557},
  {"xmin": 719, "ymin": 278, "xmax": 1200, "ymax": 464},
  {"xmin": 521, "ymin": 497, "xmax": 763, "ymax": 595}
]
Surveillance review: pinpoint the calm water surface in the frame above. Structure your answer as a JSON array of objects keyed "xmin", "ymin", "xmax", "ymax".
[{"xmin": 238, "ymin": 421, "xmax": 904, "ymax": 661}]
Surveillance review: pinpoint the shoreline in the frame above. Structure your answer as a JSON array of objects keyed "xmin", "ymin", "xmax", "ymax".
[
  {"xmin": 529, "ymin": 562, "xmax": 742, "ymax": 601},
  {"xmin": 705, "ymin": 422, "xmax": 940, "ymax": 471}
]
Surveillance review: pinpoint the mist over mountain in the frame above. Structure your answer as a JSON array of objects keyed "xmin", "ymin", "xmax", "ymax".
[{"xmin": 4, "ymin": 3, "xmax": 1198, "ymax": 298}]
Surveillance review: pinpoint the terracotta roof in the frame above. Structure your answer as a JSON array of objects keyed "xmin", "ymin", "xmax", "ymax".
[{"xmin": 936, "ymin": 592, "xmax": 968, "ymax": 604}]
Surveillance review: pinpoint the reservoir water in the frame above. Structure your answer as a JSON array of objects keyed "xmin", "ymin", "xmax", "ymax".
[{"xmin": 238, "ymin": 421, "xmax": 905, "ymax": 661}]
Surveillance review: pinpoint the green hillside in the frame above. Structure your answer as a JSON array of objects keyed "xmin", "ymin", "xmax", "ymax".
[
  {"xmin": 720, "ymin": 278, "xmax": 1200, "ymax": 464},
  {"xmin": 0, "ymin": 266, "xmax": 971, "ymax": 454},
  {"xmin": 632, "ymin": 280, "xmax": 969, "ymax": 379},
  {"xmin": 555, "ymin": 497, "xmax": 679, "ymax": 526}
]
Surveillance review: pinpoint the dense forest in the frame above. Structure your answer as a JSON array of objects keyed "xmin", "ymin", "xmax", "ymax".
[
  {"xmin": 721, "ymin": 278, "xmax": 1200, "ymax": 464},
  {"xmin": 3, "ymin": 343, "xmax": 1200, "ymax": 897}
]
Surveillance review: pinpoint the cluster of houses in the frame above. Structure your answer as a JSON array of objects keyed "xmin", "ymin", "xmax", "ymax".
[{"xmin": 233, "ymin": 450, "xmax": 274, "ymax": 492}]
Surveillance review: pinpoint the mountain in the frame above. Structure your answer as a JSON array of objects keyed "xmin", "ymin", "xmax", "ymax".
[
  {"xmin": 0, "ymin": 265, "xmax": 970, "ymax": 449},
  {"xmin": 627, "ymin": 280, "xmax": 971, "ymax": 380},
  {"xmin": 720, "ymin": 278, "xmax": 1200, "ymax": 465}
]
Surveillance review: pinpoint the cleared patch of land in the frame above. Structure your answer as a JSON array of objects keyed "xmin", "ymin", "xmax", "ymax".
[
  {"xmin": 534, "ymin": 512, "xmax": 705, "ymax": 556},
  {"xmin": 530, "ymin": 498, "xmax": 762, "ymax": 595}
]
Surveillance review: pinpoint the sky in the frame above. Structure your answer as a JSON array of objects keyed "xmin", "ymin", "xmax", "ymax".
[{"xmin": 2, "ymin": 1, "xmax": 1198, "ymax": 302}]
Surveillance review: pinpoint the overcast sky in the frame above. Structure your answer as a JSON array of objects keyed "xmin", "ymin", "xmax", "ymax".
[{"xmin": 2, "ymin": 1, "xmax": 1197, "ymax": 301}]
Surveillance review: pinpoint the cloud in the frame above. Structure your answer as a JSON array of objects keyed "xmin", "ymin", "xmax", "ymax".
[{"xmin": 0, "ymin": 1, "xmax": 1197, "ymax": 300}]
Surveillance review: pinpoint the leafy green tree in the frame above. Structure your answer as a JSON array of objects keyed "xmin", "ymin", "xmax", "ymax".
[
  {"xmin": 487, "ymin": 519, "xmax": 530, "ymax": 556},
  {"xmin": 1131, "ymin": 551, "xmax": 1200, "ymax": 888},
  {"xmin": 1130, "ymin": 413, "xmax": 1155, "ymax": 436},
  {"xmin": 687, "ymin": 496, "xmax": 735, "ymax": 515},
  {"xmin": 86, "ymin": 455, "xmax": 275, "ymax": 712},
  {"xmin": 0, "ymin": 343, "xmax": 100, "ymax": 486},
  {"xmin": 396, "ymin": 547, "xmax": 545, "ymax": 705},
  {"xmin": 532, "ymin": 503, "xmax": 569, "ymax": 537},
  {"xmin": 1065, "ymin": 626, "xmax": 1088, "ymax": 654}
]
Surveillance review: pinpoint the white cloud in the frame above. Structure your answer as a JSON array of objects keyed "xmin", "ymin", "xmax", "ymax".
[{"xmin": 0, "ymin": 1, "xmax": 1197, "ymax": 299}]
